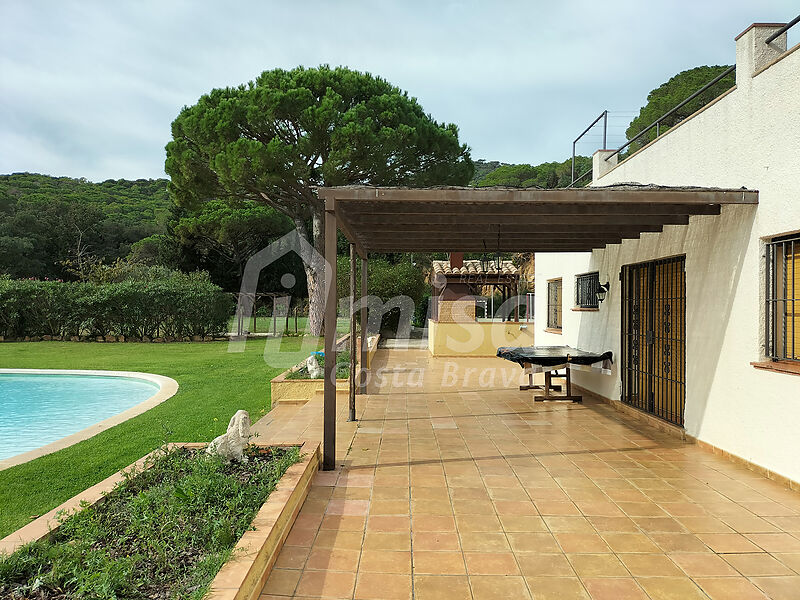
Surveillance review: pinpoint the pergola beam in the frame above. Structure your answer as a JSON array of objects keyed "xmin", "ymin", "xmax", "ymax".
[
  {"xmin": 365, "ymin": 244, "xmax": 616, "ymax": 252},
  {"xmin": 363, "ymin": 237, "xmax": 626, "ymax": 246},
  {"xmin": 362, "ymin": 233, "xmax": 629, "ymax": 241},
  {"xmin": 351, "ymin": 224, "xmax": 667, "ymax": 234},
  {"xmin": 336, "ymin": 215, "xmax": 367, "ymax": 259},
  {"xmin": 340, "ymin": 203, "xmax": 722, "ymax": 217},
  {"xmin": 322, "ymin": 186, "xmax": 758, "ymax": 205},
  {"xmin": 346, "ymin": 214, "xmax": 692, "ymax": 226}
]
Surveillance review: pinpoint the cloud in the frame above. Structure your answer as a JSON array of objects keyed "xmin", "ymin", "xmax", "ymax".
[{"xmin": 0, "ymin": 0, "xmax": 795, "ymax": 181}]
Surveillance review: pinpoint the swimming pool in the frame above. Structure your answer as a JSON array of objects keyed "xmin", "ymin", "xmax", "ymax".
[{"xmin": 0, "ymin": 372, "xmax": 166, "ymax": 462}]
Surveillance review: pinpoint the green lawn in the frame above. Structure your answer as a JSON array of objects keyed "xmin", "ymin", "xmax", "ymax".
[{"xmin": 0, "ymin": 338, "xmax": 320, "ymax": 539}]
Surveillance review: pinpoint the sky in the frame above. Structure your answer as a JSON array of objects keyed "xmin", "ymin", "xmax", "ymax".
[{"xmin": 0, "ymin": 0, "xmax": 796, "ymax": 182}]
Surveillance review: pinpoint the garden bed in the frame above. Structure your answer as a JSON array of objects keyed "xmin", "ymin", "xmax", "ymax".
[
  {"xmin": 284, "ymin": 347, "xmax": 352, "ymax": 380},
  {"xmin": 270, "ymin": 334, "xmax": 379, "ymax": 405},
  {"xmin": 0, "ymin": 440, "xmax": 320, "ymax": 600}
]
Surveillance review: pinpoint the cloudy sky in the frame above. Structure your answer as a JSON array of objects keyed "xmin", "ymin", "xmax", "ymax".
[{"xmin": 0, "ymin": 0, "xmax": 796, "ymax": 181}]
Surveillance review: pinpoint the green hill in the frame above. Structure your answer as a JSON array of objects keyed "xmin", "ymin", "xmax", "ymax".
[
  {"xmin": 470, "ymin": 160, "xmax": 510, "ymax": 185},
  {"xmin": 0, "ymin": 173, "xmax": 171, "ymax": 225},
  {"xmin": 475, "ymin": 156, "xmax": 592, "ymax": 188},
  {"xmin": 0, "ymin": 173, "xmax": 171, "ymax": 279}
]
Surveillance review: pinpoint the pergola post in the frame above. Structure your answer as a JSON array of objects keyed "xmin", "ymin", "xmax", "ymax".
[
  {"xmin": 348, "ymin": 244, "xmax": 357, "ymax": 421},
  {"xmin": 323, "ymin": 200, "xmax": 338, "ymax": 471},
  {"xmin": 359, "ymin": 254, "xmax": 368, "ymax": 395}
]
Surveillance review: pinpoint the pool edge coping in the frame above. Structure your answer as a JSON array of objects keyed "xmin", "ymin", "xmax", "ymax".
[{"xmin": 0, "ymin": 369, "xmax": 179, "ymax": 471}]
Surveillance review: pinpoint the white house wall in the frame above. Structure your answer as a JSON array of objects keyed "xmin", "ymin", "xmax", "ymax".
[{"xmin": 535, "ymin": 33, "xmax": 800, "ymax": 482}]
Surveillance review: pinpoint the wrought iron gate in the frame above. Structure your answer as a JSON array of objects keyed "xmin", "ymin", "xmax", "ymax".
[{"xmin": 621, "ymin": 256, "xmax": 686, "ymax": 427}]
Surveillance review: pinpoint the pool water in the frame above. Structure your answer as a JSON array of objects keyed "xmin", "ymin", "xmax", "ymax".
[{"xmin": 0, "ymin": 373, "xmax": 160, "ymax": 460}]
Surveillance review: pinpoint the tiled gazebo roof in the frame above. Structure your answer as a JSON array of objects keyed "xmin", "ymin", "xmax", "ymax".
[{"xmin": 432, "ymin": 259, "xmax": 518, "ymax": 277}]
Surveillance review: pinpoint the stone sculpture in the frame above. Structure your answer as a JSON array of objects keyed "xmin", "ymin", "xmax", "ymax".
[
  {"xmin": 306, "ymin": 354, "xmax": 324, "ymax": 379},
  {"xmin": 207, "ymin": 409, "xmax": 251, "ymax": 462}
]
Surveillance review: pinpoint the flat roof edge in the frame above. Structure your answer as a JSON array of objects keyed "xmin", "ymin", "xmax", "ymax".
[{"xmin": 319, "ymin": 185, "xmax": 758, "ymax": 205}]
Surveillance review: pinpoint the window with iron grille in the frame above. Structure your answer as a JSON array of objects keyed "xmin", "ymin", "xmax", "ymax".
[
  {"xmin": 547, "ymin": 279, "xmax": 562, "ymax": 329},
  {"xmin": 575, "ymin": 272, "xmax": 600, "ymax": 309},
  {"xmin": 766, "ymin": 234, "xmax": 800, "ymax": 362}
]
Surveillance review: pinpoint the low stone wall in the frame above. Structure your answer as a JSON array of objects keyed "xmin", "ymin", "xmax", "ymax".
[
  {"xmin": 270, "ymin": 375, "xmax": 350, "ymax": 406},
  {"xmin": 270, "ymin": 334, "xmax": 380, "ymax": 406},
  {"xmin": 356, "ymin": 334, "xmax": 381, "ymax": 369},
  {"xmin": 428, "ymin": 319, "xmax": 534, "ymax": 356}
]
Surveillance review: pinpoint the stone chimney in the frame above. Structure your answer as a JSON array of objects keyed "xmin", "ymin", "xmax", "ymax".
[
  {"xmin": 449, "ymin": 252, "xmax": 464, "ymax": 269},
  {"xmin": 735, "ymin": 23, "xmax": 788, "ymax": 83},
  {"xmin": 592, "ymin": 149, "xmax": 618, "ymax": 183}
]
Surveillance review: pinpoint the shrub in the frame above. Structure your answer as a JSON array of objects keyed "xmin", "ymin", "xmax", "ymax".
[
  {"xmin": 413, "ymin": 294, "xmax": 431, "ymax": 328},
  {"xmin": 0, "ymin": 276, "xmax": 232, "ymax": 340},
  {"xmin": 336, "ymin": 257, "xmax": 427, "ymax": 332}
]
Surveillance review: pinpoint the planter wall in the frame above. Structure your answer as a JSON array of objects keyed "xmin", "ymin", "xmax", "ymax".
[
  {"xmin": 270, "ymin": 334, "xmax": 380, "ymax": 406},
  {"xmin": 0, "ymin": 440, "xmax": 321, "ymax": 600}
]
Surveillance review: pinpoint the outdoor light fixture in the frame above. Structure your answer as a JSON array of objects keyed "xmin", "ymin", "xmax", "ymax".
[
  {"xmin": 493, "ymin": 230, "xmax": 502, "ymax": 271},
  {"xmin": 596, "ymin": 281, "xmax": 610, "ymax": 304},
  {"xmin": 480, "ymin": 241, "xmax": 490, "ymax": 272}
]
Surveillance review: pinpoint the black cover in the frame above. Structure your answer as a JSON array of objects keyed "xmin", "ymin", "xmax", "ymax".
[{"xmin": 497, "ymin": 345, "xmax": 613, "ymax": 368}]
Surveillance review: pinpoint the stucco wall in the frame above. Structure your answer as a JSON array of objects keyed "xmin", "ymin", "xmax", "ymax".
[
  {"xmin": 428, "ymin": 319, "xmax": 534, "ymax": 356},
  {"xmin": 535, "ymin": 35, "xmax": 800, "ymax": 482}
]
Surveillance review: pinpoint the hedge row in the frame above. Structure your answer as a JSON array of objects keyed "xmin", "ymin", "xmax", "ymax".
[{"xmin": 0, "ymin": 278, "xmax": 233, "ymax": 339}]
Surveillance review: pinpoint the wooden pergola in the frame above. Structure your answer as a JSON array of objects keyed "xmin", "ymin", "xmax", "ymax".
[{"xmin": 316, "ymin": 184, "xmax": 758, "ymax": 469}]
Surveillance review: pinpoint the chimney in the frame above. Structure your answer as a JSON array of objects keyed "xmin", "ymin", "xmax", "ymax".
[
  {"xmin": 735, "ymin": 23, "xmax": 787, "ymax": 83},
  {"xmin": 449, "ymin": 252, "xmax": 464, "ymax": 269}
]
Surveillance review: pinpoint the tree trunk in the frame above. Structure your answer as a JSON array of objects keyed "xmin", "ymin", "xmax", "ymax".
[{"xmin": 295, "ymin": 208, "xmax": 326, "ymax": 337}]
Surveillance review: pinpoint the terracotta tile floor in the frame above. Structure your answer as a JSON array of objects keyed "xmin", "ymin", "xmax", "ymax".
[{"xmin": 255, "ymin": 349, "xmax": 800, "ymax": 599}]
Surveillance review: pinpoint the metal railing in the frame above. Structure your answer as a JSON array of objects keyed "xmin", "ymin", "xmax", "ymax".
[
  {"xmin": 766, "ymin": 15, "xmax": 800, "ymax": 44},
  {"xmin": 570, "ymin": 111, "xmax": 607, "ymax": 187},
  {"xmin": 569, "ymin": 15, "xmax": 797, "ymax": 186},
  {"xmin": 603, "ymin": 65, "xmax": 735, "ymax": 163}
]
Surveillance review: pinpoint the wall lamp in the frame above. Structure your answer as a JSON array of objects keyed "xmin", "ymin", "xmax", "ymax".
[
  {"xmin": 480, "ymin": 240, "xmax": 490, "ymax": 272},
  {"xmin": 596, "ymin": 281, "xmax": 610, "ymax": 304}
]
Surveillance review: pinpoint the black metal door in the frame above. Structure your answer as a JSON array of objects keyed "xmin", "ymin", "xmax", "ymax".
[{"xmin": 621, "ymin": 256, "xmax": 686, "ymax": 426}]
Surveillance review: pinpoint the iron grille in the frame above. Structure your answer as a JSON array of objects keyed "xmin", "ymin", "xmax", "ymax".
[
  {"xmin": 621, "ymin": 256, "xmax": 686, "ymax": 427},
  {"xmin": 766, "ymin": 234, "xmax": 800, "ymax": 362},
  {"xmin": 547, "ymin": 279, "xmax": 562, "ymax": 329},
  {"xmin": 575, "ymin": 272, "xmax": 600, "ymax": 308}
]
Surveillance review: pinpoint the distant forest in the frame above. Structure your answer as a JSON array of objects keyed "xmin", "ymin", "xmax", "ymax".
[{"xmin": 0, "ymin": 174, "xmax": 171, "ymax": 280}]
